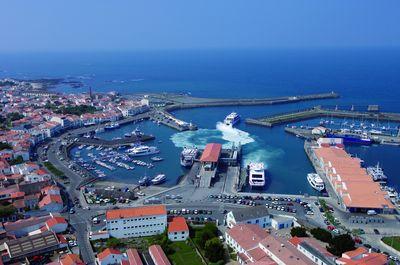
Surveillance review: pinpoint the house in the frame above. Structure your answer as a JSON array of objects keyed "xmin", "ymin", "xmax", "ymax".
[
  {"xmin": 0, "ymin": 159, "xmax": 11, "ymax": 175},
  {"xmin": 39, "ymin": 194, "xmax": 63, "ymax": 212},
  {"xmin": 96, "ymin": 248, "xmax": 126, "ymax": 265},
  {"xmin": 41, "ymin": 185, "xmax": 61, "ymax": 196},
  {"xmin": 289, "ymin": 236, "xmax": 336, "ymax": 265},
  {"xmin": 148, "ymin": 245, "xmax": 171, "ymax": 265},
  {"xmin": 105, "ymin": 205, "xmax": 167, "ymax": 239},
  {"xmin": 60, "ymin": 254, "xmax": 85, "ymax": 265},
  {"xmin": 226, "ymin": 206, "xmax": 272, "ymax": 229},
  {"xmin": 124, "ymin": 249, "xmax": 143, "ymax": 265},
  {"xmin": 3, "ymin": 214, "xmax": 55, "ymax": 237},
  {"xmin": 336, "ymin": 247, "xmax": 388, "ymax": 265},
  {"xmin": 24, "ymin": 169, "xmax": 51, "ymax": 183},
  {"xmin": 271, "ymin": 215, "xmax": 295, "ymax": 230},
  {"xmin": 45, "ymin": 216, "xmax": 68, "ymax": 233},
  {"xmin": 167, "ymin": 217, "xmax": 189, "ymax": 241}
]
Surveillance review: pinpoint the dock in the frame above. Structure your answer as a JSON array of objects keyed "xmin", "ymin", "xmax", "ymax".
[
  {"xmin": 74, "ymin": 134, "xmax": 155, "ymax": 147},
  {"xmin": 246, "ymin": 106, "xmax": 400, "ymax": 127},
  {"xmin": 150, "ymin": 110, "xmax": 197, "ymax": 131}
]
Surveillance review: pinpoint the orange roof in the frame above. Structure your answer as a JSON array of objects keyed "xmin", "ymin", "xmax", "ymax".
[
  {"xmin": 60, "ymin": 254, "xmax": 84, "ymax": 265},
  {"xmin": 149, "ymin": 245, "xmax": 171, "ymax": 265},
  {"xmin": 46, "ymin": 217, "xmax": 67, "ymax": 228},
  {"xmin": 168, "ymin": 217, "xmax": 189, "ymax": 233},
  {"xmin": 39, "ymin": 194, "xmax": 63, "ymax": 207},
  {"xmin": 339, "ymin": 247, "xmax": 388, "ymax": 265},
  {"xmin": 200, "ymin": 143, "xmax": 222, "ymax": 163},
  {"xmin": 126, "ymin": 249, "xmax": 143, "ymax": 265},
  {"xmin": 288, "ymin": 236, "xmax": 303, "ymax": 246},
  {"xmin": 97, "ymin": 248, "xmax": 121, "ymax": 261},
  {"xmin": 106, "ymin": 205, "xmax": 166, "ymax": 220}
]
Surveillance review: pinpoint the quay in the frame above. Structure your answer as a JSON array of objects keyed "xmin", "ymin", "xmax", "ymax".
[
  {"xmin": 246, "ymin": 105, "xmax": 400, "ymax": 127},
  {"xmin": 74, "ymin": 134, "xmax": 155, "ymax": 147},
  {"xmin": 284, "ymin": 127, "xmax": 400, "ymax": 146},
  {"xmin": 149, "ymin": 110, "xmax": 197, "ymax": 131}
]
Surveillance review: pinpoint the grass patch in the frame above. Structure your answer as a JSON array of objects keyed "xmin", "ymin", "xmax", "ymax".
[
  {"xmin": 169, "ymin": 241, "xmax": 203, "ymax": 265},
  {"xmin": 319, "ymin": 199, "xmax": 338, "ymax": 226},
  {"xmin": 43, "ymin": 161, "xmax": 65, "ymax": 177},
  {"xmin": 382, "ymin": 237, "xmax": 400, "ymax": 251}
]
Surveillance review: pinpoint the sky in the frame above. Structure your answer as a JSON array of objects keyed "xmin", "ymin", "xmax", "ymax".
[{"xmin": 0, "ymin": 0, "xmax": 399, "ymax": 52}]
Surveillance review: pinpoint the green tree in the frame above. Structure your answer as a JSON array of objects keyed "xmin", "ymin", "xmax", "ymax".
[
  {"xmin": 310, "ymin": 228, "xmax": 332, "ymax": 243},
  {"xmin": 290, "ymin": 227, "xmax": 308, "ymax": 237},
  {"xmin": 204, "ymin": 238, "xmax": 225, "ymax": 263},
  {"xmin": 327, "ymin": 234, "xmax": 355, "ymax": 256},
  {"xmin": 0, "ymin": 204, "xmax": 16, "ymax": 218},
  {"xmin": 195, "ymin": 228, "xmax": 216, "ymax": 249},
  {"xmin": 106, "ymin": 237, "xmax": 122, "ymax": 248},
  {"xmin": 0, "ymin": 142, "xmax": 12, "ymax": 151}
]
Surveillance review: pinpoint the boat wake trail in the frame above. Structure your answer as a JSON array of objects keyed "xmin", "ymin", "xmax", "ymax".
[{"xmin": 170, "ymin": 122, "xmax": 254, "ymax": 148}]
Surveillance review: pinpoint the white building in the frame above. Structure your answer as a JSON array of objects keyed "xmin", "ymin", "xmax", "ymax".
[
  {"xmin": 226, "ymin": 205, "xmax": 271, "ymax": 229},
  {"xmin": 97, "ymin": 248, "xmax": 126, "ymax": 265},
  {"xmin": 271, "ymin": 215, "xmax": 295, "ymax": 230},
  {"xmin": 105, "ymin": 205, "xmax": 167, "ymax": 239},
  {"xmin": 167, "ymin": 217, "xmax": 189, "ymax": 242}
]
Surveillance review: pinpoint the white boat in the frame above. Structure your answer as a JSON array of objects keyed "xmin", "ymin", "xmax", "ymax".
[
  {"xmin": 224, "ymin": 112, "xmax": 240, "ymax": 126},
  {"xmin": 367, "ymin": 163, "xmax": 387, "ymax": 182},
  {"xmin": 128, "ymin": 145, "xmax": 159, "ymax": 157},
  {"xmin": 180, "ymin": 147, "xmax": 198, "ymax": 167},
  {"xmin": 151, "ymin": 174, "xmax": 166, "ymax": 185},
  {"xmin": 307, "ymin": 173, "xmax": 325, "ymax": 192},
  {"xmin": 248, "ymin": 162, "xmax": 265, "ymax": 187},
  {"xmin": 105, "ymin": 122, "xmax": 120, "ymax": 130}
]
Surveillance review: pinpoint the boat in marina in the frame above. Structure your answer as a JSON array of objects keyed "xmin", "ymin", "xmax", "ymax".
[
  {"xmin": 151, "ymin": 156, "xmax": 164, "ymax": 162},
  {"xmin": 326, "ymin": 133, "xmax": 372, "ymax": 145},
  {"xmin": 151, "ymin": 174, "xmax": 166, "ymax": 185},
  {"xmin": 248, "ymin": 162, "xmax": 266, "ymax": 187},
  {"xmin": 180, "ymin": 147, "xmax": 198, "ymax": 167},
  {"xmin": 307, "ymin": 173, "xmax": 325, "ymax": 192},
  {"xmin": 128, "ymin": 145, "xmax": 159, "ymax": 157},
  {"xmin": 138, "ymin": 176, "xmax": 151, "ymax": 186},
  {"xmin": 224, "ymin": 112, "xmax": 240, "ymax": 126},
  {"xmin": 367, "ymin": 163, "xmax": 387, "ymax": 182}
]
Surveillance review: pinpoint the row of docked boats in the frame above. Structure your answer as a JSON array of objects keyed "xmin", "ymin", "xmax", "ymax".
[{"xmin": 138, "ymin": 174, "xmax": 166, "ymax": 185}]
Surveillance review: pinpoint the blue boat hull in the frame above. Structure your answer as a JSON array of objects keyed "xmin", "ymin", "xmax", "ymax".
[{"xmin": 326, "ymin": 134, "xmax": 372, "ymax": 145}]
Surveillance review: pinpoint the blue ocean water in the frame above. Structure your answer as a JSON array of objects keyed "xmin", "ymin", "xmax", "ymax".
[{"xmin": 1, "ymin": 49, "xmax": 399, "ymax": 194}]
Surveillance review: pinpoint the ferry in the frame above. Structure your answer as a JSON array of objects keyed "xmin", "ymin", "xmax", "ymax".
[
  {"xmin": 105, "ymin": 122, "xmax": 120, "ymax": 130},
  {"xmin": 151, "ymin": 174, "xmax": 166, "ymax": 185},
  {"xmin": 307, "ymin": 173, "xmax": 325, "ymax": 192},
  {"xmin": 326, "ymin": 133, "xmax": 372, "ymax": 145},
  {"xmin": 180, "ymin": 147, "xmax": 198, "ymax": 167},
  {"xmin": 224, "ymin": 112, "xmax": 240, "ymax": 126},
  {"xmin": 367, "ymin": 163, "xmax": 387, "ymax": 182},
  {"xmin": 248, "ymin": 162, "xmax": 266, "ymax": 187},
  {"xmin": 128, "ymin": 145, "xmax": 159, "ymax": 157}
]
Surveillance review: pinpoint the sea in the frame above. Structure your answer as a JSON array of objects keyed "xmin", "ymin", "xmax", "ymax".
[{"xmin": 1, "ymin": 48, "xmax": 400, "ymax": 195}]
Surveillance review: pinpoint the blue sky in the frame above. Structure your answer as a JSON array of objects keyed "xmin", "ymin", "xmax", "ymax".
[{"xmin": 1, "ymin": 0, "xmax": 399, "ymax": 52}]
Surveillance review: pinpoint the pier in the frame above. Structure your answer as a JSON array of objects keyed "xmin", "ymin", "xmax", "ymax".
[
  {"xmin": 74, "ymin": 134, "xmax": 155, "ymax": 147},
  {"xmin": 149, "ymin": 110, "xmax": 197, "ymax": 131},
  {"xmin": 246, "ymin": 105, "xmax": 400, "ymax": 127}
]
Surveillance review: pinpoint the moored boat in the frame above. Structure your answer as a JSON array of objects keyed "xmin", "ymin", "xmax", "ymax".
[
  {"xmin": 248, "ymin": 162, "xmax": 266, "ymax": 187},
  {"xmin": 307, "ymin": 173, "xmax": 325, "ymax": 191},
  {"xmin": 224, "ymin": 112, "xmax": 240, "ymax": 126},
  {"xmin": 180, "ymin": 147, "xmax": 198, "ymax": 167},
  {"xmin": 151, "ymin": 174, "xmax": 166, "ymax": 185}
]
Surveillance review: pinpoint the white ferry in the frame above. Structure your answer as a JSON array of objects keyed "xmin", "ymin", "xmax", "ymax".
[
  {"xmin": 307, "ymin": 173, "xmax": 325, "ymax": 192},
  {"xmin": 367, "ymin": 163, "xmax": 387, "ymax": 182},
  {"xmin": 151, "ymin": 174, "xmax": 166, "ymax": 185},
  {"xmin": 127, "ymin": 145, "xmax": 159, "ymax": 157},
  {"xmin": 180, "ymin": 147, "xmax": 198, "ymax": 167},
  {"xmin": 224, "ymin": 112, "xmax": 240, "ymax": 126},
  {"xmin": 248, "ymin": 162, "xmax": 266, "ymax": 187}
]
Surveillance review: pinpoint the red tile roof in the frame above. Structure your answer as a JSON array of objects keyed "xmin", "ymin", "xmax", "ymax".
[
  {"xmin": 168, "ymin": 217, "xmax": 188, "ymax": 233},
  {"xmin": 39, "ymin": 194, "xmax": 63, "ymax": 208},
  {"xmin": 149, "ymin": 245, "xmax": 171, "ymax": 265},
  {"xmin": 126, "ymin": 249, "xmax": 143, "ymax": 265},
  {"xmin": 339, "ymin": 247, "xmax": 388, "ymax": 265},
  {"xmin": 97, "ymin": 248, "xmax": 122, "ymax": 261},
  {"xmin": 200, "ymin": 143, "xmax": 222, "ymax": 163},
  {"xmin": 106, "ymin": 205, "xmax": 166, "ymax": 220},
  {"xmin": 46, "ymin": 217, "xmax": 67, "ymax": 228},
  {"xmin": 226, "ymin": 224, "xmax": 269, "ymax": 251},
  {"xmin": 60, "ymin": 254, "xmax": 84, "ymax": 265}
]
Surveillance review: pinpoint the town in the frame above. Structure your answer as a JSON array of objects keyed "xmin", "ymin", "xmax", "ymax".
[{"xmin": 0, "ymin": 77, "xmax": 399, "ymax": 265}]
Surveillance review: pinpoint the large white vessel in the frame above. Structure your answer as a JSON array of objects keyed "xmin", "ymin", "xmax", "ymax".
[
  {"xmin": 367, "ymin": 163, "xmax": 387, "ymax": 182},
  {"xmin": 180, "ymin": 147, "xmax": 198, "ymax": 167},
  {"xmin": 248, "ymin": 162, "xmax": 266, "ymax": 187},
  {"xmin": 151, "ymin": 174, "xmax": 166, "ymax": 185},
  {"xmin": 127, "ymin": 145, "xmax": 159, "ymax": 157},
  {"xmin": 307, "ymin": 173, "xmax": 325, "ymax": 192},
  {"xmin": 224, "ymin": 112, "xmax": 240, "ymax": 126}
]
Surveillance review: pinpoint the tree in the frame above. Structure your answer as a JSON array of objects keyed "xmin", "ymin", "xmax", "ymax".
[
  {"xmin": 0, "ymin": 204, "xmax": 16, "ymax": 218},
  {"xmin": 327, "ymin": 234, "xmax": 355, "ymax": 256},
  {"xmin": 204, "ymin": 238, "xmax": 225, "ymax": 263},
  {"xmin": 106, "ymin": 237, "xmax": 122, "ymax": 248},
  {"xmin": 311, "ymin": 228, "xmax": 332, "ymax": 243},
  {"xmin": 290, "ymin": 226, "xmax": 308, "ymax": 237},
  {"xmin": 0, "ymin": 142, "xmax": 12, "ymax": 151}
]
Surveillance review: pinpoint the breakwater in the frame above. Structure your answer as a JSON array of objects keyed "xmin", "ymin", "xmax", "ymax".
[{"xmin": 246, "ymin": 106, "xmax": 400, "ymax": 127}]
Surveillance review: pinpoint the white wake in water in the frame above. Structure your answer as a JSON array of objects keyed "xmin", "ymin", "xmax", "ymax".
[{"xmin": 170, "ymin": 122, "xmax": 254, "ymax": 148}]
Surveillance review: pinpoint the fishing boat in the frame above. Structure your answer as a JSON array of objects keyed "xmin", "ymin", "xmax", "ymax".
[
  {"xmin": 151, "ymin": 174, "xmax": 166, "ymax": 185},
  {"xmin": 224, "ymin": 112, "xmax": 240, "ymax": 126},
  {"xmin": 180, "ymin": 147, "xmax": 198, "ymax": 167},
  {"xmin": 307, "ymin": 173, "xmax": 325, "ymax": 192},
  {"xmin": 367, "ymin": 163, "xmax": 387, "ymax": 182},
  {"xmin": 248, "ymin": 162, "xmax": 266, "ymax": 187}
]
